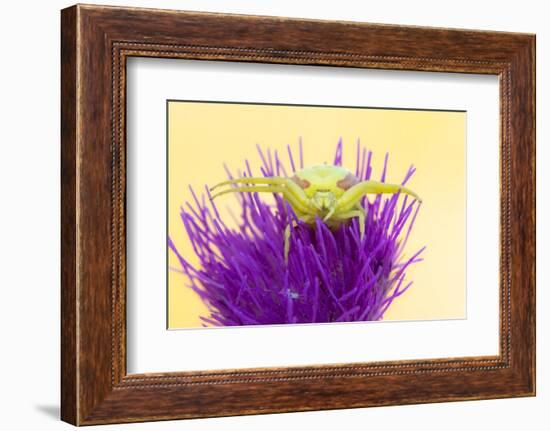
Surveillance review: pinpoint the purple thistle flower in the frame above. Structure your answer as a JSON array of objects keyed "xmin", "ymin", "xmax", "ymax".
[{"xmin": 169, "ymin": 139, "xmax": 424, "ymax": 327}]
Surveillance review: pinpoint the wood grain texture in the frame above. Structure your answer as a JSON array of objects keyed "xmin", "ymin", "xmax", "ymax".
[
  {"xmin": 60, "ymin": 4, "xmax": 535, "ymax": 425},
  {"xmin": 60, "ymin": 6, "xmax": 78, "ymax": 425}
]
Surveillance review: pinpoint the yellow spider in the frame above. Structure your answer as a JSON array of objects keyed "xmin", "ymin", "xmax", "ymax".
[{"xmin": 211, "ymin": 164, "xmax": 421, "ymax": 262}]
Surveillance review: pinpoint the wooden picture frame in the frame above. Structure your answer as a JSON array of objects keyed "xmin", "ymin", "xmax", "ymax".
[{"xmin": 61, "ymin": 4, "xmax": 535, "ymax": 425}]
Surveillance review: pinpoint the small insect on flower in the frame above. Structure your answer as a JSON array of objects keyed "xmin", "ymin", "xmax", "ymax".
[{"xmin": 210, "ymin": 164, "xmax": 421, "ymax": 262}]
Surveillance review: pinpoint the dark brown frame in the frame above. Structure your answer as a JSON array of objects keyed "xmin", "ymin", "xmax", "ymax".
[{"xmin": 61, "ymin": 4, "xmax": 535, "ymax": 426}]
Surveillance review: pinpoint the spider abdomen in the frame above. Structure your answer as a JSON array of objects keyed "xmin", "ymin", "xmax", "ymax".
[{"xmin": 291, "ymin": 165, "xmax": 359, "ymax": 199}]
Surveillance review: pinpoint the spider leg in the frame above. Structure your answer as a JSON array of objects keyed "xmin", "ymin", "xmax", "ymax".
[
  {"xmin": 323, "ymin": 206, "xmax": 336, "ymax": 222},
  {"xmin": 211, "ymin": 178, "xmax": 315, "ymax": 264},
  {"xmin": 284, "ymin": 223, "xmax": 291, "ymax": 263},
  {"xmin": 335, "ymin": 180, "xmax": 421, "ymax": 212},
  {"xmin": 210, "ymin": 177, "xmax": 309, "ymax": 209},
  {"xmin": 334, "ymin": 207, "xmax": 366, "ymax": 240},
  {"xmin": 211, "ymin": 177, "xmax": 311, "ymax": 214},
  {"xmin": 211, "ymin": 176, "xmax": 287, "ymax": 190},
  {"xmin": 210, "ymin": 185, "xmax": 311, "ymax": 215},
  {"xmin": 283, "ymin": 213, "xmax": 311, "ymax": 264}
]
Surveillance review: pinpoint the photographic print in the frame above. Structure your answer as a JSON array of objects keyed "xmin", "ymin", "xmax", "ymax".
[{"xmin": 167, "ymin": 101, "xmax": 466, "ymax": 329}]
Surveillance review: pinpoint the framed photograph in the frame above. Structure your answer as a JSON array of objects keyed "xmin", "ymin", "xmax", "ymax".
[{"xmin": 61, "ymin": 4, "xmax": 535, "ymax": 425}]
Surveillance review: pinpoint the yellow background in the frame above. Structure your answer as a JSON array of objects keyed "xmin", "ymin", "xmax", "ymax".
[{"xmin": 168, "ymin": 101, "xmax": 466, "ymax": 328}]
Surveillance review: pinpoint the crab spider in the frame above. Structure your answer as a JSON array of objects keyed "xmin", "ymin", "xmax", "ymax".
[{"xmin": 210, "ymin": 165, "xmax": 421, "ymax": 262}]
